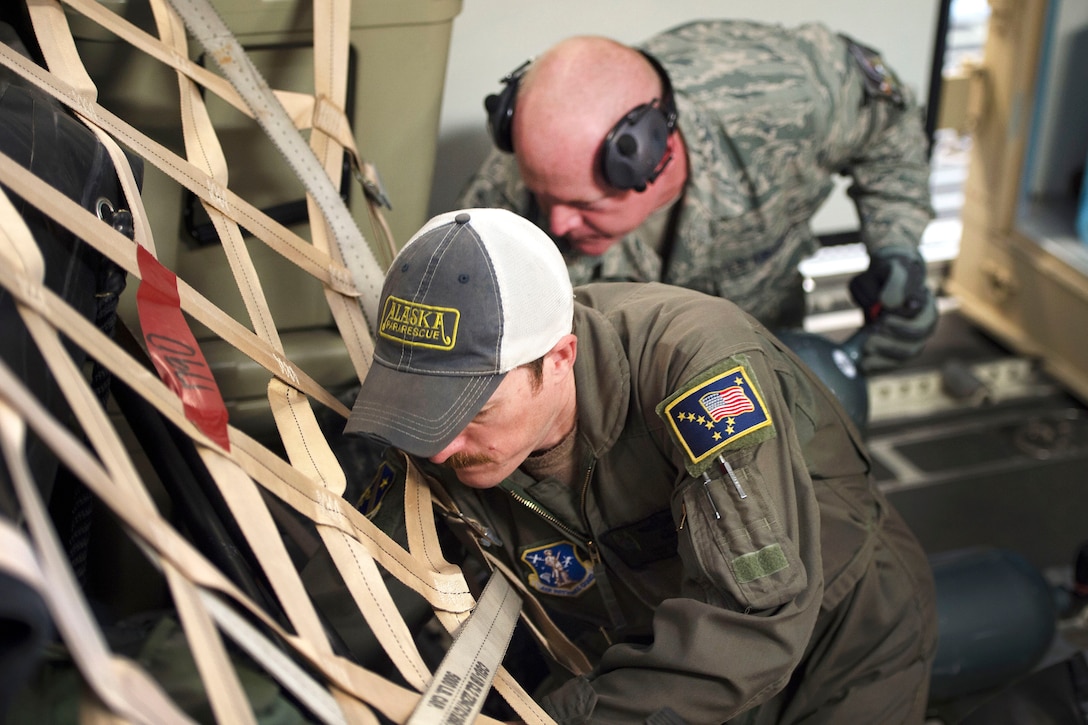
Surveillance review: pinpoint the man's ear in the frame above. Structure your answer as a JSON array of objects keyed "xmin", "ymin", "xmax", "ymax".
[{"xmin": 546, "ymin": 333, "xmax": 578, "ymax": 376}]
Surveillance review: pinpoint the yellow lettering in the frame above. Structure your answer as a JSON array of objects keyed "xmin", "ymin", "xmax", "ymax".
[{"xmin": 379, "ymin": 297, "xmax": 459, "ymax": 349}]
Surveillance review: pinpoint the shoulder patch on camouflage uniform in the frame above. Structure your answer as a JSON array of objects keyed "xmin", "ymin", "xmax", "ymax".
[
  {"xmin": 356, "ymin": 460, "xmax": 396, "ymax": 519},
  {"xmin": 841, "ymin": 33, "xmax": 905, "ymax": 108},
  {"xmin": 656, "ymin": 357, "xmax": 776, "ymax": 476}
]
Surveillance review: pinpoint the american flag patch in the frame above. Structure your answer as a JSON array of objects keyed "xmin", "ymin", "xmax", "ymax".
[
  {"xmin": 658, "ymin": 363, "xmax": 774, "ymax": 470},
  {"xmin": 699, "ymin": 385, "xmax": 756, "ymax": 421}
]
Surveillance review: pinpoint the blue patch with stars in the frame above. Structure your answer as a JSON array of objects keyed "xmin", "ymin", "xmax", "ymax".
[
  {"xmin": 656, "ymin": 359, "xmax": 775, "ymax": 476},
  {"xmin": 519, "ymin": 541, "xmax": 595, "ymax": 597},
  {"xmin": 356, "ymin": 460, "xmax": 396, "ymax": 519}
]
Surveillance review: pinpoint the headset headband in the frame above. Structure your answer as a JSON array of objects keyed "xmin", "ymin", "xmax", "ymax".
[{"xmin": 484, "ymin": 49, "xmax": 678, "ymax": 192}]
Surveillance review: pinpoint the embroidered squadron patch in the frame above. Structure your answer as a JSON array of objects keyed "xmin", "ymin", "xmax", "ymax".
[
  {"xmin": 520, "ymin": 541, "xmax": 595, "ymax": 597},
  {"xmin": 356, "ymin": 461, "xmax": 396, "ymax": 519},
  {"xmin": 656, "ymin": 359, "xmax": 776, "ymax": 476}
]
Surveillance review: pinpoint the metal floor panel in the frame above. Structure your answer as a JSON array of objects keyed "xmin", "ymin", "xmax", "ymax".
[
  {"xmin": 855, "ymin": 314, "xmax": 1088, "ymax": 725},
  {"xmin": 876, "ymin": 401, "xmax": 1088, "ymax": 570},
  {"xmin": 851, "ymin": 311, "xmax": 1088, "ymax": 572}
]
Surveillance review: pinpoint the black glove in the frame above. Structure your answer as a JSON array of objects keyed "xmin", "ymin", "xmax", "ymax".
[{"xmin": 848, "ymin": 245, "xmax": 938, "ymax": 373}]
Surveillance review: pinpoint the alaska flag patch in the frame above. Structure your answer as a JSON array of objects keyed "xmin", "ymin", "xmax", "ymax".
[
  {"xmin": 657, "ymin": 359, "xmax": 775, "ymax": 476},
  {"xmin": 356, "ymin": 461, "xmax": 396, "ymax": 519}
]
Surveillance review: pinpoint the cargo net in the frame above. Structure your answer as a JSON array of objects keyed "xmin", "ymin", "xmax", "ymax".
[{"xmin": 0, "ymin": 1, "xmax": 559, "ymax": 722}]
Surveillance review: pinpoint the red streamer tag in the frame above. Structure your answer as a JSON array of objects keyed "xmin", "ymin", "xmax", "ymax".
[{"xmin": 135, "ymin": 245, "xmax": 230, "ymax": 451}]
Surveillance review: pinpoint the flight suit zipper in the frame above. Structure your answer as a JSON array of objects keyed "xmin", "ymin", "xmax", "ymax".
[
  {"xmin": 503, "ymin": 485, "xmax": 591, "ymax": 550},
  {"xmin": 503, "ymin": 461, "xmax": 628, "ymax": 630}
]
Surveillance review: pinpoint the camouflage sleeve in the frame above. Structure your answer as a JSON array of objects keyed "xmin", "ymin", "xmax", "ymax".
[
  {"xmin": 454, "ymin": 146, "xmax": 533, "ymax": 213},
  {"xmin": 798, "ymin": 24, "xmax": 934, "ymax": 255}
]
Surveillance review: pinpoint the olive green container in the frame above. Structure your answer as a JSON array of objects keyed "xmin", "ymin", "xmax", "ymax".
[{"xmin": 69, "ymin": 0, "xmax": 462, "ymax": 439}]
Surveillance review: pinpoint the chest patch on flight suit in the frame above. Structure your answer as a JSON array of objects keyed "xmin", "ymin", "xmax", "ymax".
[
  {"xmin": 656, "ymin": 359, "xmax": 776, "ymax": 476},
  {"xmin": 356, "ymin": 460, "xmax": 396, "ymax": 519},
  {"xmin": 519, "ymin": 541, "xmax": 595, "ymax": 597}
]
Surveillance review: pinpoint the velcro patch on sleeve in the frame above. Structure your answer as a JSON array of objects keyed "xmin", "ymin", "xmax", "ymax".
[
  {"xmin": 732, "ymin": 544, "xmax": 790, "ymax": 584},
  {"xmin": 656, "ymin": 358, "xmax": 776, "ymax": 476}
]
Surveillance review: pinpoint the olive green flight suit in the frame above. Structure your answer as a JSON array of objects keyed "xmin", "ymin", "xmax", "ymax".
[{"xmin": 370, "ymin": 282, "xmax": 937, "ymax": 724}]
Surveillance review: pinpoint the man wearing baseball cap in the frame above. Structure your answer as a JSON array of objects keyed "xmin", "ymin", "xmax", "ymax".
[{"xmin": 346, "ymin": 208, "xmax": 937, "ymax": 724}]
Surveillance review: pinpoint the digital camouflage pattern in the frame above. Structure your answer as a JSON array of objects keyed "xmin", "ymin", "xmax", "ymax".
[{"xmin": 457, "ymin": 20, "xmax": 934, "ymax": 328}]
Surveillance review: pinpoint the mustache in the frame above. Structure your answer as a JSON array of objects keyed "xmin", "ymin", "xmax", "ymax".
[{"xmin": 444, "ymin": 451, "xmax": 494, "ymax": 469}]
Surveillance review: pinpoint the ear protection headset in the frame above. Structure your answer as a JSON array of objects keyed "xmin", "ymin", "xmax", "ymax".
[{"xmin": 484, "ymin": 50, "xmax": 678, "ymax": 193}]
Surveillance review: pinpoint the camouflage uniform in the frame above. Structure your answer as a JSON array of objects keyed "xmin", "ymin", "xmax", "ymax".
[
  {"xmin": 366, "ymin": 282, "xmax": 938, "ymax": 724},
  {"xmin": 457, "ymin": 20, "xmax": 934, "ymax": 328}
]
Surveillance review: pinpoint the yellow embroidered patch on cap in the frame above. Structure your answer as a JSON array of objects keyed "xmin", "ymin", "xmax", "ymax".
[
  {"xmin": 378, "ymin": 295, "xmax": 459, "ymax": 350},
  {"xmin": 656, "ymin": 359, "xmax": 775, "ymax": 476}
]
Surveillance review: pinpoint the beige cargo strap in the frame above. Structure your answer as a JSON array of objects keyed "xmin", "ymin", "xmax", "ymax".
[
  {"xmin": 0, "ymin": 0, "xmax": 559, "ymax": 721},
  {"xmin": 0, "ymin": 247, "xmax": 435, "ymax": 722},
  {"xmin": 401, "ymin": 457, "xmax": 561, "ymax": 724},
  {"xmin": 162, "ymin": 0, "xmax": 384, "ymax": 332},
  {"xmin": 407, "ymin": 574, "xmax": 521, "ymax": 725},
  {"xmin": 0, "ymin": 400, "xmax": 195, "ymax": 725},
  {"xmin": 304, "ymin": 0, "xmax": 386, "ymax": 377},
  {"xmin": 270, "ymin": 377, "xmax": 435, "ymax": 693},
  {"xmin": 0, "ymin": 40, "xmax": 361, "ymax": 300},
  {"xmin": 271, "ymin": 381, "xmax": 550, "ymax": 723},
  {"xmin": 26, "ymin": 0, "xmax": 156, "ymax": 255},
  {"xmin": 0, "ymin": 517, "xmax": 45, "ymax": 599},
  {"xmin": 144, "ymin": 0, "xmax": 284, "ymax": 355},
  {"xmin": 0, "ymin": 178, "xmax": 509, "ymax": 721},
  {"xmin": 402, "ymin": 455, "xmax": 595, "ymax": 687}
]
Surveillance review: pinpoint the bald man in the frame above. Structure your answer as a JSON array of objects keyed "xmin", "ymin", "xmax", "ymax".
[{"xmin": 458, "ymin": 19, "xmax": 939, "ymax": 374}]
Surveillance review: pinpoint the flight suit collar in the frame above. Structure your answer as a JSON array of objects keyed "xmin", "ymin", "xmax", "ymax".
[{"xmin": 570, "ymin": 301, "xmax": 629, "ymax": 459}]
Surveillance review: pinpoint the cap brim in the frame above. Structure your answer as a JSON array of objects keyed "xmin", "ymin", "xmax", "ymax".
[{"xmin": 344, "ymin": 362, "xmax": 504, "ymax": 458}]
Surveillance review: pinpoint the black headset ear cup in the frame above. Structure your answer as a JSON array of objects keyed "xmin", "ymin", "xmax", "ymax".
[
  {"xmin": 601, "ymin": 103, "xmax": 671, "ymax": 192},
  {"xmin": 600, "ymin": 50, "xmax": 677, "ymax": 192},
  {"xmin": 484, "ymin": 52, "xmax": 676, "ymax": 187},
  {"xmin": 485, "ymin": 83, "xmax": 517, "ymax": 153},
  {"xmin": 484, "ymin": 60, "xmax": 530, "ymax": 153}
]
